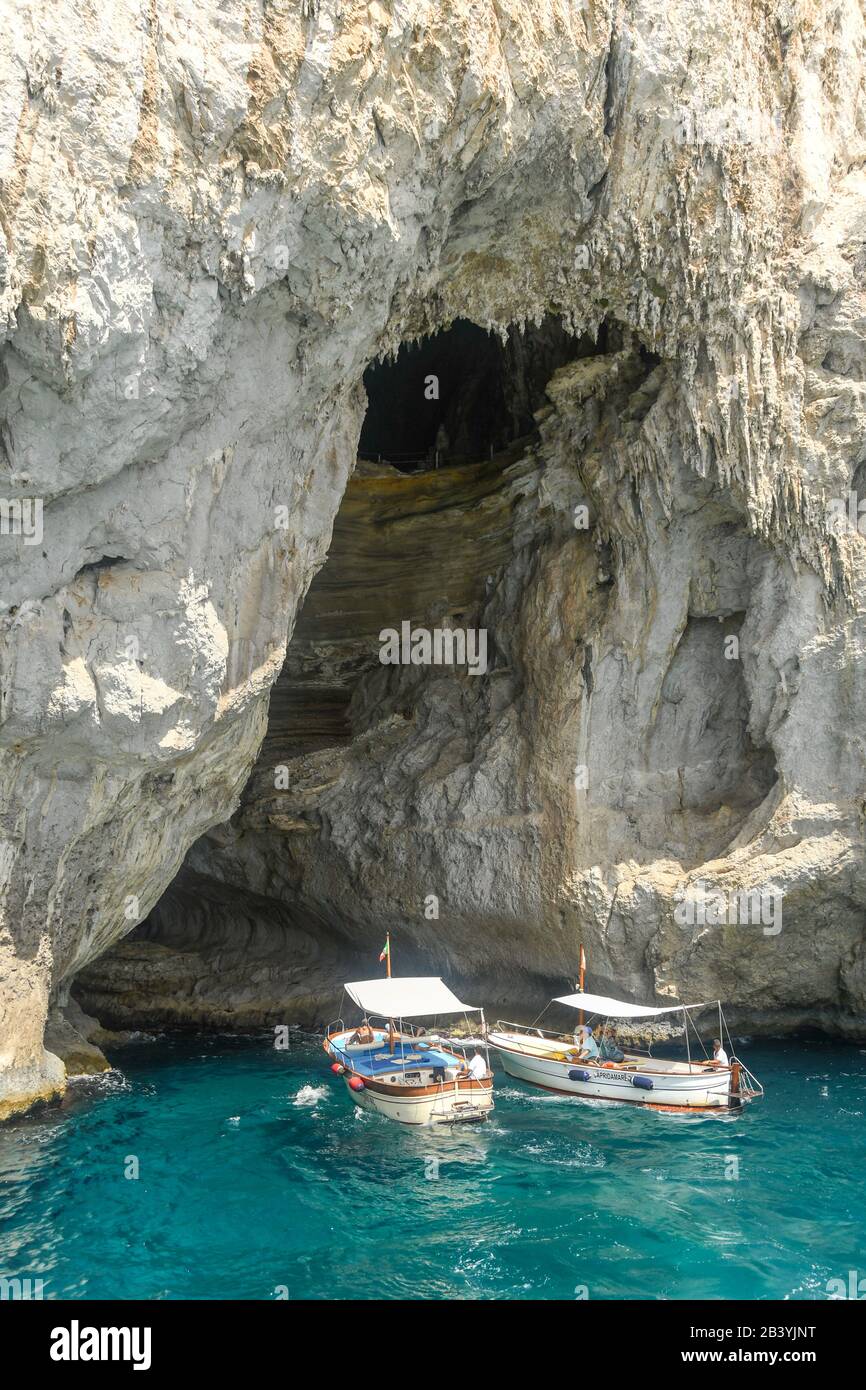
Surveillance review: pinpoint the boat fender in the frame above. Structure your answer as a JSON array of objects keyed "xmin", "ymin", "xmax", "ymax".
[
  {"xmin": 632, "ymin": 1075, "xmax": 653, "ymax": 1091},
  {"xmin": 348, "ymin": 1076, "xmax": 366, "ymax": 1092},
  {"xmin": 331, "ymin": 1062, "xmax": 345, "ymax": 1075},
  {"xmin": 568, "ymin": 1068, "xmax": 592, "ymax": 1082}
]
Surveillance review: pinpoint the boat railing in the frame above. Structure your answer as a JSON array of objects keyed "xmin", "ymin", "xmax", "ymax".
[
  {"xmin": 494, "ymin": 1019, "xmax": 576, "ymax": 1044},
  {"xmin": 734, "ymin": 1057, "xmax": 764, "ymax": 1100},
  {"xmin": 493, "ymin": 1019, "xmax": 649, "ymax": 1046},
  {"xmin": 366, "ymin": 1015, "xmax": 429, "ymax": 1038},
  {"xmin": 324, "ymin": 1015, "xmax": 427, "ymax": 1041}
]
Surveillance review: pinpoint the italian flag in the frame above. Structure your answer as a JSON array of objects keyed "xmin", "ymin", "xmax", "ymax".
[{"xmin": 378, "ymin": 939, "xmax": 390, "ymax": 963}]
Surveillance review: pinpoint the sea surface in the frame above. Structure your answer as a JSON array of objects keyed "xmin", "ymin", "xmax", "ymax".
[{"xmin": 0, "ymin": 1036, "xmax": 863, "ymax": 1301}]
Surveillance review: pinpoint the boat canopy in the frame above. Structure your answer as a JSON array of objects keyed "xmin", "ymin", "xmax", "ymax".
[
  {"xmin": 345, "ymin": 977, "xmax": 478, "ymax": 1018},
  {"xmin": 553, "ymin": 990, "xmax": 709, "ymax": 1018}
]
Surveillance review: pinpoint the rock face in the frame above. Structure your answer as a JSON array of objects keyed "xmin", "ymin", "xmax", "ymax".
[
  {"xmin": 4, "ymin": 1, "xmax": 866, "ymax": 1115},
  {"xmin": 79, "ymin": 344, "xmax": 866, "ymax": 1039}
]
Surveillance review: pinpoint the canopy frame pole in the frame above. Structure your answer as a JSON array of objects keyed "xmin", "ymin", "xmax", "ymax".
[
  {"xmin": 684, "ymin": 1007, "xmax": 692, "ymax": 1073},
  {"xmin": 681, "ymin": 1005, "xmax": 712, "ymax": 1069},
  {"xmin": 529, "ymin": 999, "xmax": 553, "ymax": 1028}
]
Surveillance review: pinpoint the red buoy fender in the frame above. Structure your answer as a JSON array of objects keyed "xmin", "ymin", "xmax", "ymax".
[
  {"xmin": 348, "ymin": 1076, "xmax": 365, "ymax": 1092},
  {"xmin": 330, "ymin": 1062, "xmax": 345, "ymax": 1075}
]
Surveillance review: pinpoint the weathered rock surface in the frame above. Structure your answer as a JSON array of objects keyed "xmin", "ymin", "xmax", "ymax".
[
  {"xmin": 83, "ymin": 343, "xmax": 866, "ymax": 1040},
  {"xmin": 43, "ymin": 996, "xmax": 111, "ymax": 1077},
  {"xmin": 4, "ymin": 1, "xmax": 866, "ymax": 1114}
]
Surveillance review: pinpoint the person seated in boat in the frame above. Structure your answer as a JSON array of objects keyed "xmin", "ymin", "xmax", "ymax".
[
  {"xmin": 597, "ymin": 1029, "xmax": 625, "ymax": 1063},
  {"xmin": 463, "ymin": 1049, "xmax": 489, "ymax": 1081},
  {"xmin": 348, "ymin": 1020, "xmax": 375, "ymax": 1046},
  {"xmin": 711, "ymin": 1038, "xmax": 730, "ymax": 1067},
  {"xmin": 573, "ymin": 1025, "xmax": 600, "ymax": 1060}
]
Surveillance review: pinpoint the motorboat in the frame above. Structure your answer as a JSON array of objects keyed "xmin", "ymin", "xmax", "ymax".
[
  {"xmin": 324, "ymin": 967, "xmax": 494, "ymax": 1126},
  {"xmin": 487, "ymin": 988, "xmax": 763, "ymax": 1113}
]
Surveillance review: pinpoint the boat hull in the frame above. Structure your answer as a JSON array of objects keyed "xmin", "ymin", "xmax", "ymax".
[
  {"xmin": 490, "ymin": 1033, "xmax": 735, "ymax": 1110},
  {"xmin": 343, "ymin": 1073, "xmax": 493, "ymax": 1126}
]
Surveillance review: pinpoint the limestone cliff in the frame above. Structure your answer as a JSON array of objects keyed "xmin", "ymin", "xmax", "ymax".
[
  {"xmin": 79, "ymin": 345, "xmax": 866, "ymax": 1037},
  {"xmin": 3, "ymin": 0, "xmax": 866, "ymax": 1116}
]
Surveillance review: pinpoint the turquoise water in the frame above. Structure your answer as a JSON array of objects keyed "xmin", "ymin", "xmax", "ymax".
[{"xmin": 0, "ymin": 1036, "xmax": 863, "ymax": 1301}]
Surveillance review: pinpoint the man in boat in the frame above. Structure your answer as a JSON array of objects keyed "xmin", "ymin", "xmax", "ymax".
[
  {"xmin": 348, "ymin": 1019, "xmax": 375, "ymax": 1046},
  {"xmin": 711, "ymin": 1038, "xmax": 730, "ymax": 1067},
  {"xmin": 464, "ymin": 1049, "xmax": 489, "ymax": 1081}
]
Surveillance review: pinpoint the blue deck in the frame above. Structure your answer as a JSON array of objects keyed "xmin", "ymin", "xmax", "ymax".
[{"xmin": 332, "ymin": 1037, "xmax": 458, "ymax": 1076}]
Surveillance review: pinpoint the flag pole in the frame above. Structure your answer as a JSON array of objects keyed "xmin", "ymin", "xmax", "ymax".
[
  {"xmin": 386, "ymin": 931, "xmax": 391, "ymax": 979},
  {"xmin": 578, "ymin": 943, "xmax": 586, "ymax": 1029}
]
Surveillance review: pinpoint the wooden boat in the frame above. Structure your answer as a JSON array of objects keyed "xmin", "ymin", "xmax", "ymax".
[
  {"xmin": 487, "ymin": 985, "xmax": 763, "ymax": 1113},
  {"xmin": 324, "ymin": 960, "xmax": 494, "ymax": 1126}
]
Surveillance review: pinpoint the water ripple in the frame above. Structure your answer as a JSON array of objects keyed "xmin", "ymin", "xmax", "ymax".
[{"xmin": 0, "ymin": 1037, "xmax": 862, "ymax": 1300}]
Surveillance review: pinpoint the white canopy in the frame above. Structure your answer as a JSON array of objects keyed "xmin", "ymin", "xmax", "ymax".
[
  {"xmin": 345, "ymin": 977, "xmax": 477, "ymax": 1018},
  {"xmin": 554, "ymin": 990, "xmax": 709, "ymax": 1018}
]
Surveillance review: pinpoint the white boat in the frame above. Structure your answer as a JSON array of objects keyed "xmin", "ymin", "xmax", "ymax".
[
  {"xmin": 487, "ymin": 989, "xmax": 763, "ymax": 1113},
  {"xmin": 324, "ymin": 973, "xmax": 494, "ymax": 1126}
]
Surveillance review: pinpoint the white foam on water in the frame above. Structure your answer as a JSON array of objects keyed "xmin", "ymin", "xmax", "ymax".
[
  {"xmin": 67, "ymin": 1067, "xmax": 131, "ymax": 1094},
  {"xmin": 293, "ymin": 1084, "xmax": 328, "ymax": 1107}
]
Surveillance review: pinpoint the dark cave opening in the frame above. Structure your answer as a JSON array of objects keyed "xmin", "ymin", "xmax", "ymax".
[{"xmin": 358, "ymin": 315, "xmax": 602, "ymax": 472}]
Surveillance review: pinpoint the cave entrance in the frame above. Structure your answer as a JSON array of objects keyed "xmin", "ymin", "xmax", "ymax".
[
  {"xmin": 72, "ymin": 314, "xmax": 618, "ymax": 1031},
  {"xmin": 358, "ymin": 315, "xmax": 597, "ymax": 472}
]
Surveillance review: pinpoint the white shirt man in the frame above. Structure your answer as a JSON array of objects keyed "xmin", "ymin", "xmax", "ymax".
[
  {"xmin": 713, "ymin": 1040, "xmax": 730, "ymax": 1067},
  {"xmin": 467, "ymin": 1050, "xmax": 488, "ymax": 1080}
]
